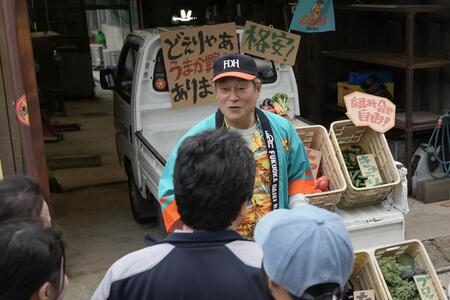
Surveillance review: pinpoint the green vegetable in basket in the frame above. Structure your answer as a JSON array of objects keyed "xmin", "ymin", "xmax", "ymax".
[
  {"xmin": 378, "ymin": 257, "xmax": 423, "ymax": 300},
  {"xmin": 396, "ymin": 254, "xmax": 415, "ymax": 267},
  {"xmin": 342, "ymin": 146, "xmax": 367, "ymax": 188}
]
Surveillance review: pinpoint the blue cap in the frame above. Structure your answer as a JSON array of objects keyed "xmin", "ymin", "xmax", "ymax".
[{"xmin": 254, "ymin": 205, "xmax": 354, "ymax": 297}]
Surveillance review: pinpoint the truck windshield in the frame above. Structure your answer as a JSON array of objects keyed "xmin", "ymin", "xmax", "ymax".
[{"xmin": 153, "ymin": 49, "xmax": 277, "ymax": 92}]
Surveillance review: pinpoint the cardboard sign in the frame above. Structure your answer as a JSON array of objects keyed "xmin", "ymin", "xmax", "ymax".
[
  {"xmin": 306, "ymin": 147, "xmax": 321, "ymax": 178},
  {"xmin": 353, "ymin": 290, "xmax": 375, "ymax": 300},
  {"xmin": 414, "ymin": 274, "xmax": 438, "ymax": 300},
  {"xmin": 357, "ymin": 154, "xmax": 383, "ymax": 187},
  {"xmin": 289, "ymin": 0, "xmax": 336, "ymax": 33},
  {"xmin": 241, "ymin": 21, "xmax": 300, "ymax": 66},
  {"xmin": 160, "ymin": 23, "xmax": 238, "ymax": 108},
  {"xmin": 344, "ymin": 91, "xmax": 396, "ymax": 133}
]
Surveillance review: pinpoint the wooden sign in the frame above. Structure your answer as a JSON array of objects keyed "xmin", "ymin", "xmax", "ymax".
[
  {"xmin": 344, "ymin": 91, "xmax": 396, "ymax": 133},
  {"xmin": 353, "ymin": 290, "xmax": 375, "ymax": 300},
  {"xmin": 414, "ymin": 274, "xmax": 439, "ymax": 300},
  {"xmin": 160, "ymin": 23, "xmax": 238, "ymax": 108},
  {"xmin": 241, "ymin": 21, "xmax": 301, "ymax": 66},
  {"xmin": 306, "ymin": 147, "xmax": 321, "ymax": 178},
  {"xmin": 357, "ymin": 154, "xmax": 383, "ymax": 187}
]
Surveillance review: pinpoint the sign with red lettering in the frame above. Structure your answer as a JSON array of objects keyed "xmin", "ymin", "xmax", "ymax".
[
  {"xmin": 306, "ymin": 147, "xmax": 321, "ymax": 179},
  {"xmin": 344, "ymin": 91, "xmax": 396, "ymax": 133},
  {"xmin": 160, "ymin": 23, "xmax": 238, "ymax": 108}
]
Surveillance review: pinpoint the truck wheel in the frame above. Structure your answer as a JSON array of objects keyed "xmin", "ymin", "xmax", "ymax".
[
  {"xmin": 148, "ymin": 190, "xmax": 167, "ymax": 238},
  {"xmin": 127, "ymin": 170, "xmax": 157, "ymax": 224}
]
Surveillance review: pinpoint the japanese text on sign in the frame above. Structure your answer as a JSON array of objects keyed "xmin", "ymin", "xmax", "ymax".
[
  {"xmin": 353, "ymin": 290, "xmax": 375, "ymax": 300},
  {"xmin": 414, "ymin": 274, "xmax": 438, "ymax": 300},
  {"xmin": 161, "ymin": 23, "xmax": 238, "ymax": 108},
  {"xmin": 241, "ymin": 21, "xmax": 301, "ymax": 66},
  {"xmin": 357, "ymin": 154, "xmax": 383, "ymax": 187},
  {"xmin": 306, "ymin": 147, "xmax": 321, "ymax": 179},
  {"xmin": 344, "ymin": 91, "xmax": 396, "ymax": 133}
]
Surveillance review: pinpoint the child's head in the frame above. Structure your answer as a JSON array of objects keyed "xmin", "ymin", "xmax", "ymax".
[{"xmin": 0, "ymin": 222, "xmax": 67, "ymax": 299}]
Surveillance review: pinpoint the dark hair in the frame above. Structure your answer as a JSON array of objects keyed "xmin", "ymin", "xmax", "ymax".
[
  {"xmin": 261, "ymin": 267, "xmax": 342, "ymax": 300},
  {"xmin": 0, "ymin": 176, "xmax": 45, "ymax": 224},
  {"xmin": 174, "ymin": 129, "xmax": 256, "ymax": 231},
  {"xmin": 0, "ymin": 222, "xmax": 66, "ymax": 300}
]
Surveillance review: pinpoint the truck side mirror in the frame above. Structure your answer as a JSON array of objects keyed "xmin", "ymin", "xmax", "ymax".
[{"xmin": 100, "ymin": 68, "xmax": 115, "ymax": 90}]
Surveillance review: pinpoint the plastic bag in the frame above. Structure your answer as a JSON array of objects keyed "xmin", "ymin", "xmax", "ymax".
[{"xmin": 382, "ymin": 162, "xmax": 409, "ymax": 214}]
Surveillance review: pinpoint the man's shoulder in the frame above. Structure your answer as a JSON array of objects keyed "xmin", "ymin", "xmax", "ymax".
[
  {"xmin": 224, "ymin": 240, "xmax": 263, "ymax": 268},
  {"xmin": 107, "ymin": 243, "xmax": 175, "ymax": 282}
]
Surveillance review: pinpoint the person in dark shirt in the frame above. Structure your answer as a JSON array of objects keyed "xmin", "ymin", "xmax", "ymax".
[{"xmin": 92, "ymin": 129, "xmax": 270, "ymax": 300}]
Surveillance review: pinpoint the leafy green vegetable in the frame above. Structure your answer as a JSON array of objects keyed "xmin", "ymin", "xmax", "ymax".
[
  {"xmin": 378, "ymin": 257, "xmax": 424, "ymax": 300},
  {"xmin": 396, "ymin": 254, "xmax": 415, "ymax": 267}
]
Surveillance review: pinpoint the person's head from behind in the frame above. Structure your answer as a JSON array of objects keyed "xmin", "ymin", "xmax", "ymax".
[
  {"xmin": 0, "ymin": 222, "xmax": 68, "ymax": 300},
  {"xmin": 212, "ymin": 53, "xmax": 261, "ymax": 129},
  {"xmin": 0, "ymin": 176, "xmax": 51, "ymax": 226},
  {"xmin": 254, "ymin": 205, "xmax": 354, "ymax": 300},
  {"xmin": 174, "ymin": 129, "xmax": 256, "ymax": 231}
]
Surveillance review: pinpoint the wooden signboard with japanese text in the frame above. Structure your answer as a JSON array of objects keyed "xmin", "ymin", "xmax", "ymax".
[
  {"xmin": 344, "ymin": 91, "xmax": 396, "ymax": 133},
  {"xmin": 160, "ymin": 23, "xmax": 238, "ymax": 108},
  {"xmin": 241, "ymin": 21, "xmax": 301, "ymax": 66}
]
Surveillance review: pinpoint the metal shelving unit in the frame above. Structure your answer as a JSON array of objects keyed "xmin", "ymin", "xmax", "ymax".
[{"xmin": 323, "ymin": 4, "xmax": 450, "ymax": 183}]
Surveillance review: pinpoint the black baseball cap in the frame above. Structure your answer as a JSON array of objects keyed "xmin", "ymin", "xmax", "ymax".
[{"xmin": 212, "ymin": 53, "xmax": 258, "ymax": 82}]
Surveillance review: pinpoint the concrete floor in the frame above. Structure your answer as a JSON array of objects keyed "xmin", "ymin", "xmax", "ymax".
[{"xmin": 45, "ymin": 87, "xmax": 450, "ymax": 299}]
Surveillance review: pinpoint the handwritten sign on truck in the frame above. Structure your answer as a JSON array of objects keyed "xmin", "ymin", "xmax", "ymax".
[
  {"xmin": 241, "ymin": 21, "xmax": 301, "ymax": 66},
  {"xmin": 160, "ymin": 23, "xmax": 238, "ymax": 108}
]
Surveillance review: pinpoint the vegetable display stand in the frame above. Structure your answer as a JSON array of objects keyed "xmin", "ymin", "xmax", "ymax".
[
  {"xmin": 374, "ymin": 239, "xmax": 447, "ymax": 300},
  {"xmin": 350, "ymin": 251, "xmax": 389, "ymax": 300},
  {"xmin": 296, "ymin": 125, "xmax": 346, "ymax": 211},
  {"xmin": 329, "ymin": 120, "xmax": 400, "ymax": 208}
]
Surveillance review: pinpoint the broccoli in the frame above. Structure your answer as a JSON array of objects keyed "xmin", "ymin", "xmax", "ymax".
[
  {"xmin": 378, "ymin": 257, "xmax": 423, "ymax": 300},
  {"xmin": 390, "ymin": 281, "xmax": 420, "ymax": 300}
]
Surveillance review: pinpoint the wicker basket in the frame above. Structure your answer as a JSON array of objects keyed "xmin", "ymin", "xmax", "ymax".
[
  {"xmin": 329, "ymin": 120, "xmax": 400, "ymax": 208},
  {"xmin": 296, "ymin": 125, "xmax": 347, "ymax": 211},
  {"xmin": 350, "ymin": 251, "xmax": 389, "ymax": 300},
  {"xmin": 374, "ymin": 239, "xmax": 447, "ymax": 300}
]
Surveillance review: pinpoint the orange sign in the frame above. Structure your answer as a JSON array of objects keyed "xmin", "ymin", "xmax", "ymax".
[
  {"xmin": 15, "ymin": 94, "xmax": 30, "ymax": 126},
  {"xmin": 160, "ymin": 23, "xmax": 238, "ymax": 108},
  {"xmin": 344, "ymin": 91, "xmax": 396, "ymax": 133}
]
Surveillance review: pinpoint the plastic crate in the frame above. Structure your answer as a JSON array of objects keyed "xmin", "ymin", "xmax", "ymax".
[
  {"xmin": 296, "ymin": 125, "xmax": 347, "ymax": 211},
  {"xmin": 350, "ymin": 251, "xmax": 390, "ymax": 300},
  {"xmin": 329, "ymin": 120, "xmax": 400, "ymax": 208},
  {"xmin": 374, "ymin": 239, "xmax": 447, "ymax": 300}
]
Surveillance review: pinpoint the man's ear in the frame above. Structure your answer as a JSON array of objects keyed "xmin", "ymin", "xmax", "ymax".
[{"xmin": 35, "ymin": 282, "xmax": 51, "ymax": 300}]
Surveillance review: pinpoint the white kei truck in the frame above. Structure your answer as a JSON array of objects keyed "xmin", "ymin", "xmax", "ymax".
[{"xmin": 100, "ymin": 27, "xmax": 406, "ymax": 249}]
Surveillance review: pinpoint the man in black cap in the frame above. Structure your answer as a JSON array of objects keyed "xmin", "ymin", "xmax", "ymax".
[{"xmin": 158, "ymin": 53, "xmax": 315, "ymax": 239}]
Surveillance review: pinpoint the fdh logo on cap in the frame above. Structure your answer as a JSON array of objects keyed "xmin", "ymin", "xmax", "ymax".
[{"xmin": 223, "ymin": 59, "xmax": 239, "ymax": 69}]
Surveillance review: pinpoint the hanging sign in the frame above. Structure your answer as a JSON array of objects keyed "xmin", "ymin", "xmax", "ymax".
[
  {"xmin": 15, "ymin": 94, "xmax": 30, "ymax": 126},
  {"xmin": 289, "ymin": 0, "xmax": 336, "ymax": 33},
  {"xmin": 241, "ymin": 21, "xmax": 301, "ymax": 66},
  {"xmin": 344, "ymin": 91, "xmax": 396, "ymax": 133},
  {"xmin": 160, "ymin": 23, "xmax": 238, "ymax": 108}
]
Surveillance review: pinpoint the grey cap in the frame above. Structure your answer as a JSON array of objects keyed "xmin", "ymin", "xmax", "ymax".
[{"xmin": 254, "ymin": 205, "xmax": 354, "ymax": 297}]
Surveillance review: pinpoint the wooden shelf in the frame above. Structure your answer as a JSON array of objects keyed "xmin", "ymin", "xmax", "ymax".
[
  {"xmin": 395, "ymin": 111, "xmax": 440, "ymax": 131},
  {"xmin": 335, "ymin": 4, "xmax": 447, "ymax": 14},
  {"xmin": 323, "ymin": 50, "xmax": 450, "ymax": 69}
]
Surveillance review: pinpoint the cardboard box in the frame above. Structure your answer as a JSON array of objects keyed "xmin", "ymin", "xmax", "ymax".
[{"xmin": 337, "ymin": 81, "xmax": 395, "ymax": 107}]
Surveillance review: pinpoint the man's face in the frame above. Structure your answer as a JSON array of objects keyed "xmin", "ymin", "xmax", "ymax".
[{"xmin": 215, "ymin": 77, "xmax": 261, "ymax": 129}]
